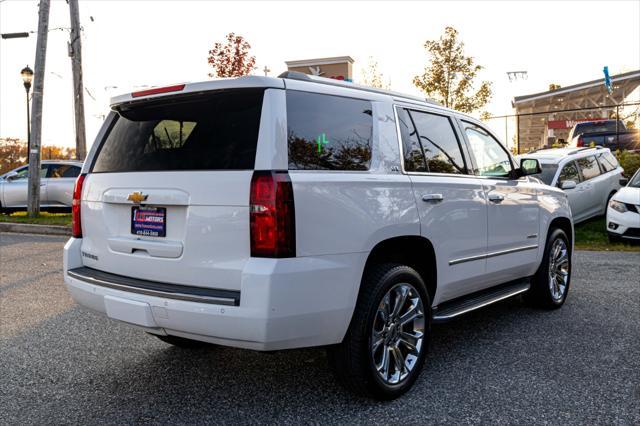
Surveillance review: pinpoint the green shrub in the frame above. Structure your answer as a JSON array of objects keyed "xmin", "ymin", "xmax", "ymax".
[{"xmin": 616, "ymin": 150, "xmax": 640, "ymax": 178}]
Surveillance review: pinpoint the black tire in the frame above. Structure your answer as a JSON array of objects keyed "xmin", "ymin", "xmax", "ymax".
[
  {"xmin": 149, "ymin": 333, "xmax": 212, "ymax": 349},
  {"xmin": 526, "ymin": 228, "xmax": 572, "ymax": 309},
  {"xmin": 327, "ymin": 263, "xmax": 431, "ymax": 400}
]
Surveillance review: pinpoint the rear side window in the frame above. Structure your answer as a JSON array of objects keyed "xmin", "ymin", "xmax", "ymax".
[
  {"xmin": 92, "ymin": 89, "xmax": 264, "ymax": 173},
  {"xmin": 397, "ymin": 109, "xmax": 427, "ymax": 172},
  {"xmin": 597, "ymin": 152, "xmax": 618, "ymax": 173},
  {"xmin": 576, "ymin": 155, "xmax": 601, "ymax": 180},
  {"xmin": 48, "ymin": 164, "xmax": 80, "ymax": 178},
  {"xmin": 287, "ymin": 91, "xmax": 372, "ymax": 170}
]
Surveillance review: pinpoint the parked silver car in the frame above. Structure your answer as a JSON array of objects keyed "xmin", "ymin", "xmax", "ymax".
[
  {"xmin": 0, "ymin": 160, "xmax": 83, "ymax": 210},
  {"xmin": 518, "ymin": 147, "xmax": 624, "ymax": 223}
]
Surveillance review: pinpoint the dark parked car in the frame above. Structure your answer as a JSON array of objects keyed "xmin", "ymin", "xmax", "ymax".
[{"xmin": 568, "ymin": 120, "xmax": 640, "ymax": 151}]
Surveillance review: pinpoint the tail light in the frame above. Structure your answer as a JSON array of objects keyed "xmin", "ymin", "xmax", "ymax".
[
  {"xmin": 250, "ymin": 171, "xmax": 295, "ymax": 258},
  {"xmin": 131, "ymin": 84, "xmax": 185, "ymax": 98},
  {"xmin": 72, "ymin": 174, "xmax": 86, "ymax": 238},
  {"xmin": 576, "ymin": 136, "xmax": 584, "ymax": 147}
]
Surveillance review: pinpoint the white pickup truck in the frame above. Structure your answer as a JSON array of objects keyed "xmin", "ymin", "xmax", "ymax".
[{"xmin": 64, "ymin": 73, "xmax": 574, "ymax": 399}]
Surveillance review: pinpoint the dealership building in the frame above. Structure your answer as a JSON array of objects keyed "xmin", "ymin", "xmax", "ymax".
[
  {"xmin": 512, "ymin": 70, "xmax": 640, "ymax": 152},
  {"xmin": 285, "ymin": 56, "xmax": 354, "ymax": 81}
]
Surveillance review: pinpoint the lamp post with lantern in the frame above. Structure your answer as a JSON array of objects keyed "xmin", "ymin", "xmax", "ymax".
[{"xmin": 21, "ymin": 65, "xmax": 34, "ymax": 154}]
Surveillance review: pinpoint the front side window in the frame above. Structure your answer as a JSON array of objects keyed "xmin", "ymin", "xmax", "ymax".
[
  {"xmin": 558, "ymin": 161, "xmax": 580, "ymax": 186},
  {"xmin": 463, "ymin": 122, "xmax": 513, "ymax": 177},
  {"xmin": 11, "ymin": 167, "xmax": 29, "ymax": 180},
  {"xmin": 576, "ymin": 156, "xmax": 601, "ymax": 181},
  {"xmin": 10, "ymin": 165, "xmax": 47, "ymax": 180},
  {"xmin": 406, "ymin": 110, "xmax": 466, "ymax": 174},
  {"xmin": 532, "ymin": 163, "xmax": 558, "ymax": 185},
  {"xmin": 287, "ymin": 91, "xmax": 372, "ymax": 171}
]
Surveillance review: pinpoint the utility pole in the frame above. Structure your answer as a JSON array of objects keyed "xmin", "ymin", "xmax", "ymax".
[
  {"xmin": 68, "ymin": 0, "xmax": 87, "ymax": 160},
  {"xmin": 27, "ymin": 0, "xmax": 51, "ymax": 218}
]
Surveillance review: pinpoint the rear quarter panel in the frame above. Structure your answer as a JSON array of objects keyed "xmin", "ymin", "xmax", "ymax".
[{"xmin": 290, "ymin": 100, "xmax": 419, "ymax": 257}]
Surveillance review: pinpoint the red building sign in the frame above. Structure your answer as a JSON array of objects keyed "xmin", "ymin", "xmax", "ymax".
[{"xmin": 547, "ymin": 118, "xmax": 607, "ymax": 129}]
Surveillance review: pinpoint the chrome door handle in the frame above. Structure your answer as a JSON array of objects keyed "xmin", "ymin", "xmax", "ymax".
[
  {"xmin": 422, "ymin": 193, "xmax": 444, "ymax": 202},
  {"xmin": 488, "ymin": 193, "xmax": 505, "ymax": 203}
]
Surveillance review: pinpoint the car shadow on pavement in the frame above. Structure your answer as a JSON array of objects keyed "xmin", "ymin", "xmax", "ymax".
[
  {"xmin": 10, "ymin": 289, "xmax": 631, "ymax": 424},
  {"xmin": 37, "ymin": 297, "xmax": 559, "ymax": 422}
]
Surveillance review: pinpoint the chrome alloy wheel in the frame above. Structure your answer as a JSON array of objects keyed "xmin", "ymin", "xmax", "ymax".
[
  {"xmin": 548, "ymin": 238, "xmax": 569, "ymax": 302},
  {"xmin": 371, "ymin": 283, "xmax": 425, "ymax": 385}
]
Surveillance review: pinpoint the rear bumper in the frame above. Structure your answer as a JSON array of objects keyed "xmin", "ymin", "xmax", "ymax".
[{"xmin": 63, "ymin": 238, "xmax": 365, "ymax": 351}]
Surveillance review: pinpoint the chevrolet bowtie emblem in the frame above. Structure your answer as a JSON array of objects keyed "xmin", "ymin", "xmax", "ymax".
[{"xmin": 127, "ymin": 192, "xmax": 148, "ymax": 204}]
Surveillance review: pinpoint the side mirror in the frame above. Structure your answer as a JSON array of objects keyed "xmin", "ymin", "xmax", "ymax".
[
  {"xmin": 619, "ymin": 178, "xmax": 629, "ymax": 186},
  {"xmin": 519, "ymin": 158, "xmax": 542, "ymax": 176},
  {"xmin": 560, "ymin": 180, "xmax": 577, "ymax": 190}
]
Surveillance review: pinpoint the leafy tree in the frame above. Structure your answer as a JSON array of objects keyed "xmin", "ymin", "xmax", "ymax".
[
  {"xmin": 608, "ymin": 108, "xmax": 639, "ymax": 129},
  {"xmin": 0, "ymin": 138, "xmax": 26, "ymax": 175},
  {"xmin": 360, "ymin": 57, "xmax": 390, "ymax": 89},
  {"xmin": 41, "ymin": 145, "xmax": 76, "ymax": 160},
  {"xmin": 207, "ymin": 33, "xmax": 257, "ymax": 78},
  {"xmin": 479, "ymin": 111, "xmax": 492, "ymax": 122},
  {"xmin": 616, "ymin": 149, "xmax": 640, "ymax": 177},
  {"xmin": 0, "ymin": 138, "xmax": 76, "ymax": 174},
  {"xmin": 413, "ymin": 26, "xmax": 492, "ymax": 113}
]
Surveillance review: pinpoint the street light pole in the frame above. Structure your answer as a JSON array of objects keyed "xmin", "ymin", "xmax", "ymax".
[{"xmin": 21, "ymin": 65, "xmax": 33, "ymax": 154}]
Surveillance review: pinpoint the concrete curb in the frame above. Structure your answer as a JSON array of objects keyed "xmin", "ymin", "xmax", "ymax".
[{"xmin": 0, "ymin": 222, "xmax": 71, "ymax": 236}]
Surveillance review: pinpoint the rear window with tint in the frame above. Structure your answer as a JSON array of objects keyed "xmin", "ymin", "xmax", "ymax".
[
  {"xmin": 287, "ymin": 91, "xmax": 373, "ymax": 170},
  {"xmin": 92, "ymin": 89, "xmax": 264, "ymax": 173},
  {"xmin": 573, "ymin": 121, "xmax": 622, "ymax": 136}
]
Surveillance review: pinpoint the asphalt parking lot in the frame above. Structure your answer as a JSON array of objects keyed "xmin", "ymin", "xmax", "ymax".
[{"xmin": 1, "ymin": 232, "xmax": 639, "ymax": 425}]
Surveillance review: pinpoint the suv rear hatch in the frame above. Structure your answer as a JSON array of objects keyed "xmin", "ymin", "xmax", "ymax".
[{"xmin": 79, "ymin": 88, "xmax": 267, "ymax": 292}]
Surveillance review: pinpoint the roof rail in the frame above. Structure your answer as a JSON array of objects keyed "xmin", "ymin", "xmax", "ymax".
[
  {"xmin": 567, "ymin": 146, "xmax": 603, "ymax": 155},
  {"xmin": 278, "ymin": 71, "xmax": 442, "ymax": 106}
]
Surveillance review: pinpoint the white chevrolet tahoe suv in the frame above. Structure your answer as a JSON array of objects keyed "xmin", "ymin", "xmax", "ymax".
[{"xmin": 64, "ymin": 73, "xmax": 574, "ymax": 399}]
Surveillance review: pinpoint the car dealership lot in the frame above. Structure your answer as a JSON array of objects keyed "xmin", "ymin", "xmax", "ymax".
[{"xmin": 1, "ymin": 232, "xmax": 638, "ymax": 424}]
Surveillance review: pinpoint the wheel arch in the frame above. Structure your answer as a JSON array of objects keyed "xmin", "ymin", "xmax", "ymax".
[
  {"xmin": 360, "ymin": 236, "xmax": 437, "ymax": 303},
  {"xmin": 549, "ymin": 216, "xmax": 573, "ymax": 248}
]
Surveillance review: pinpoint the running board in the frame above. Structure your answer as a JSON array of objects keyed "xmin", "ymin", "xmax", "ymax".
[{"xmin": 432, "ymin": 279, "xmax": 530, "ymax": 323}]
